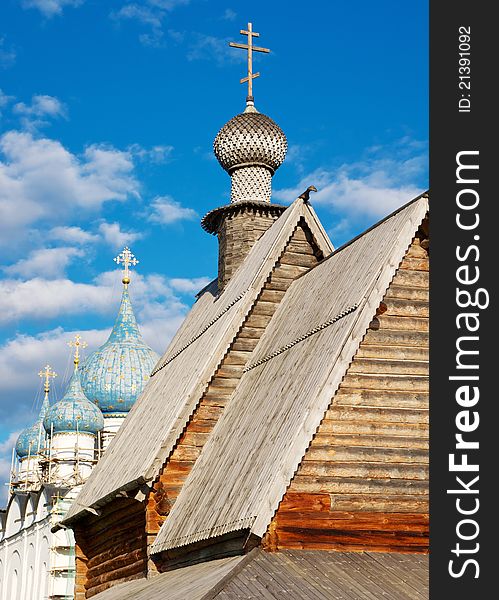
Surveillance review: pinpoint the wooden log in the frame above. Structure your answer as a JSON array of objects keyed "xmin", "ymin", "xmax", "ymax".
[
  {"xmin": 172, "ymin": 445, "xmax": 202, "ymax": 461},
  {"xmin": 279, "ymin": 252, "xmax": 318, "ymax": 268},
  {"xmin": 394, "ymin": 269, "xmax": 429, "ymax": 288},
  {"xmin": 399, "ymin": 256, "xmax": 429, "ymax": 271},
  {"xmin": 87, "ymin": 547, "xmax": 145, "ymax": 576},
  {"xmin": 334, "ymin": 388, "xmax": 429, "ymax": 409},
  {"xmin": 178, "ymin": 431, "xmax": 211, "ymax": 446},
  {"xmin": 325, "ymin": 405, "xmax": 428, "ymax": 424},
  {"xmin": 405, "ymin": 241, "xmax": 428, "ymax": 258},
  {"xmin": 298, "ymin": 460, "xmax": 428, "ymax": 480},
  {"xmin": 214, "ymin": 364, "xmax": 244, "ymax": 379},
  {"xmin": 362, "ymin": 328, "xmax": 428, "ymax": 348},
  {"xmin": 384, "ymin": 298, "xmax": 429, "ymax": 318},
  {"xmin": 82, "ymin": 502, "xmax": 145, "ymax": 538},
  {"xmin": 259, "ymin": 288, "xmax": 286, "ymax": 303},
  {"xmin": 356, "ymin": 344, "xmax": 428, "ymax": 361},
  {"xmin": 347, "ymin": 358, "xmax": 429, "ymax": 376},
  {"xmin": 193, "ymin": 405, "xmax": 223, "ymax": 420},
  {"xmin": 304, "ymin": 445, "xmax": 428, "ymax": 465},
  {"xmin": 85, "ymin": 563, "xmax": 146, "ymax": 597},
  {"xmin": 269, "ymin": 539, "xmax": 428, "ymax": 553},
  {"xmin": 328, "ymin": 495, "xmax": 428, "ymax": 513},
  {"xmin": 319, "ymin": 419, "xmax": 428, "ymax": 436},
  {"xmin": 312, "ymin": 432, "xmax": 429, "ymax": 450},
  {"xmin": 290, "ymin": 475, "xmax": 428, "ymax": 495},
  {"xmin": 264, "ymin": 277, "xmax": 294, "ymax": 292},
  {"xmin": 84, "ymin": 528, "xmax": 146, "ymax": 555},
  {"xmin": 276, "ymin": 510, "xmax": 429, "ymax": 528},
  {"xmin": 273, "ymin": 263, "xmax": 310, "ymax": 279},
  {"xmin": 250, "ymin": 300, "xmax": 280, "ymax": 316},
  {"xmin": 222, "ymin": 350, "xmax": 252, "ymax": 365},
  {"xmin": 340, "ymin": 373, "xmax": 429, "ymax": 392},
  {"xmin": 243, "ymin": 313, "xmax": 272, "ymax": 329},
  {"xmin": 237, "ymin": 326, "xmax": 266, "ymax": 339},
  {"xmin": 385, "ymin": 284, "xmax": 429, "ymax": 302},
  {"xmin": 376, "ymin": 314, "xmax": 428, "ymax": 332},
  {"xmin": 231, "ymin": 338, "xmax": 260, "ymax": 352}
]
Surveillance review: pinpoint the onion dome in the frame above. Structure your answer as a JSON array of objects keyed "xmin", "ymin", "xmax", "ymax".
[
  {"xmin": 213, "ymin": 104, "xmax": 287, "ymax": 205},
  {"xmin": 15, "ymin": 396, "xmax": 49, "ymax": 459},
  {"xmin": 79, "ymin": 287, "xmax": 159, "ymax": 415},
  {"xmin": 44, "ymin": 371, "xmax": 104, "ymax": 435},
  {"xmin": 214, "ymin": 105, "xmax": 287, "ymax": 175}
]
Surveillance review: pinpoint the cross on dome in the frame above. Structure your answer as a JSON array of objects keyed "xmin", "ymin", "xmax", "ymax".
[
  {"xmin": 38, "ymin": 364, "xmax": 57, "ymax": 395},
  {"xmin": 68, "ymin": 334, "xmax": 87, "ymax": 371},
  {"xmin": 114, "ymin": 246, "xmax": 139, "ymax": 287},
  {"xmin": 229, "ymin": 22, "xmax": 270, "ymax": 104}
]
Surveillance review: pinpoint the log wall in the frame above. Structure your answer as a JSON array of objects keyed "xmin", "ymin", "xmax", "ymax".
[
  {"xmin": 74, "ymin": 498, "xmax": 148, "ymax": 599},
  {"xmin": 264, "ymin": 235, "xmax": 429, "ymax": 553}
]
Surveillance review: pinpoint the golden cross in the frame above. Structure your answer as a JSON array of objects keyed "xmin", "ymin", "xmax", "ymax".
[
  {"xmin": 229, "ymin": 22, "xmax": 270, "ymax": 102},
  {"xmin": 68, "ymin": 334, "xmax": 88, "ymax": 371},
  {"xmin": 114, "ymin": 246, "xmax": 139, "ymax": 287},
  {"xmin": 38, "ymin": 364, "xmax": 57, "ymax": 395}
]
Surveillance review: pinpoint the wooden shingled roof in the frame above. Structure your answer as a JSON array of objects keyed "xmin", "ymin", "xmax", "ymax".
[
  {"xmin": 89, "ymin": 549, "xmax": 429, "ymax": 600},
  {"xmin": 63, "ymin": 198, "xmax": 333, "ymax": 523},
  {"xmin": 151, "ymin": 193, "xmax": 429, "ymax": 553}
]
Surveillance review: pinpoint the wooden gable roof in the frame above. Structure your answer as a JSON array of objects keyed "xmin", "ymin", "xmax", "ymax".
[
  {"xmin": 63, "ymin": 198, "xmax": 333, "ymax": 524},
  {"xmin": 151, "ymin": 193, "xmax": 429, "ymax": 555}
]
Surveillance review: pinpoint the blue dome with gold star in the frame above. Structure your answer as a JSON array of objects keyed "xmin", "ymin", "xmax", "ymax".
[
  {"xmin": 15, "ymin": 396, "xmax": 50, "ymax": 459},
  {"xmin": 44, "ymin": 371, "xmax": 104, "ymax": 435},
  {"xmin": 79, "ymin": 288, "xmax": 159, "ymax": 415}
]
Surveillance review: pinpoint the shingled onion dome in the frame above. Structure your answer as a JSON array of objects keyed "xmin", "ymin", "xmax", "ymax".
[
  {"xmin": 43, "ymin": 371, "xmax": 104, "ymax": 435},
  {"xmin": 15, "ymin": 396, "xmax": 50, "ymax": 459},
  {"xmin": 79, "ymin": 287, "xmax": 159, "ymax": 416},
  {"xmin": 213, "ymin": 104, "xmax": 287, "ymax": 204}
]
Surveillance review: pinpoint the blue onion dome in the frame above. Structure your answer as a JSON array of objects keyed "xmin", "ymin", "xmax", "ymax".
[
  {"xmin": 43, "ymin": 371, "xmax": 104, "ymax": 435},
  {"xmin": 15, "ymin": 396, "xmax": 50, "ymax": 459},
  {"xmin": 79, "ymin": 288, "xmax": 160, "ymax": 415}
]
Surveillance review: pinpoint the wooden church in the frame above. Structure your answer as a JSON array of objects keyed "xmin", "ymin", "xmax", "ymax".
[{"xmin": 59, "ymin": 23, "xmax": 429, "ymax": 600}]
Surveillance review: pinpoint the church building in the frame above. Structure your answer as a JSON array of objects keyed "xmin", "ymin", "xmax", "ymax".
[
  {"xmin": 0, "ymin": 252, "xmax": 159, "ymax": 600},
  {"xmin": 57, "ymin": 23, "xmax": 429, "ymax": 600}
]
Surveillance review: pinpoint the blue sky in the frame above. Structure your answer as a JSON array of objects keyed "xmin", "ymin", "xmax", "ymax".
[{"xmin": 0, "ymin": 0, "xmax": 428, "ymax": 499}]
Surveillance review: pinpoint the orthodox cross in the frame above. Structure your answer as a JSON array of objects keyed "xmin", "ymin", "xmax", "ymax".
[
  {"xmin": 229, "ymin": 22, "xmax": 270, "ymax": 102},
  {"xmin": 38, "ymin": 364, "xmax": 57, "ymax": 396},
  {"xmin": 68, "ymin": 334, "xmax": 87, "ymax": 371},
  {"xmin": 114, "ymin": 246, "xmax": 139, "ymax": 287}
]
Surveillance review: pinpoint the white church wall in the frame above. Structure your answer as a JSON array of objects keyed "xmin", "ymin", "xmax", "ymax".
[{"xmin": 0, "ymin": 487, "xmax": 76, "ymax": 600}]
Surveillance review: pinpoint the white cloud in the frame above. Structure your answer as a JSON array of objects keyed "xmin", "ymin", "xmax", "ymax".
[
  {"xmin": 0, "ymin": 131, "xmax": 139, "ymax": 249},
  {"xmin": 222, "ymin": 8, "xmax": 237, "ymax": 21},
  {"xmin": 0, "ymin": 89, "xmax": 15, "ymax": 113},
  {"xmin": 3, "ymin": 247, "xmax": 83, "ymax": 279},
  {"xmin": 274, "ymin": 139, "xmax": 428, "ymax": 243},
  {"xmin": 149, "ymin": 195, "xmax": 197, "ymax": 224},
  {"xmin": 14, "ymin": 94, "xmax": 67, "ymax": 119},
  {"xmin": 49, "ymin": 225, "xmax": 99, "ymax": 245},
  {"xmin": 22, "ymin": 0, "xmax": 84, "ymax": 17},
  {"xmin": 0, "ymin": 278, "xmax": 113, "ymax": 324},
  {"xmin": 111, "ymin": 1, "xmax": 190, "ymax": 46},
  {"xmin": 0, "ymin": 37, "xmax": 16, "ymax": 69},
  {"xmin": 0, "ymin": 269, "xmax": 206, "ymax": 326},
  {"xmin": 187, "ymin": 33, "xmax": 244, "ymax": 65},
  {"xmin": 128, "ymin": 143, "xmax": 174, "ymax": 163},
  {"xmin": 98, "ymin": 221, "xmax": 143, "ymax": 249},
  {"xmin": 13, "ymin": 94, "xmax": 67, "ymax": 130},
  {"xmin": 0, "ymin": 431, "xmax": 20, "ymax": 454},
  {"xmin": 170, "ymin": 277, "xmax": 212, "ymax": 294}
]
